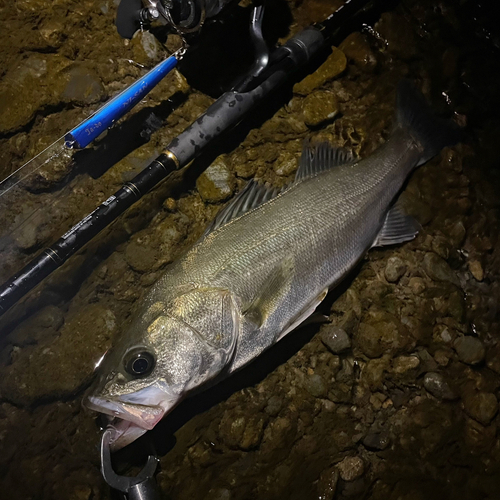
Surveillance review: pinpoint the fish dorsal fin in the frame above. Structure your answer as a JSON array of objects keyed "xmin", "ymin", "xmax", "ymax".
[
  {"xmin": 203, "ymin": 180, "xmax": 283, "ymax": 236},
  {"xmin": 372, "ymin": 202, "xmax": 420, "ymax": 248},
  {"xmin": 295, "ymin": 142, "xmax": 355, "ymax": 182}
]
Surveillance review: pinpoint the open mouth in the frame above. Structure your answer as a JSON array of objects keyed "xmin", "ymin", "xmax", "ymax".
[{"xmin": 86, "ymin": 395, "xmax": 167, "ymax": 450}]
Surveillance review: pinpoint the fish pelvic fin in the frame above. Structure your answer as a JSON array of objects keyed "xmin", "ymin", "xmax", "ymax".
[
  {"xmin": 372, "ymin": 202, "xmax": 420, "ymax": 248},
  {"xmin": 295, "ymin": 141, "xmax": 356, "ymax": 182},
  {"xmin": 396, "ymin": 79, "xmax": 462, "ymax": 166}
]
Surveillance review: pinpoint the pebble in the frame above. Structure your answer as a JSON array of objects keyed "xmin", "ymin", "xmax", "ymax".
[
  {"xmin": 274, "ymin": 150, "xmax": 297, "ymax": 177},
  {"xmin": 408, "ymin": 277, "xmax": 426, "ymax": 295},
  {"xmin": 423, "ymin": 372, "xmax": 457, "ymax": 400},
  {"xmin": 453, "ymin": 336, "xmax": 485, "ymax": 365},
  {"xmin": 354, "ymin": 321, "xmax": 410, "ymax": 359},
  {"xmin": 337, "ymin": 456, "xmax": 365, "ymax": 482},
  {"xmin": 320, "ymin": 325, "xmax": 351, "ymax": 354},
  {"xmin": 384, "ymin": 256, "xmax": 407, "ymax": 283},
  {"xmin": 131, "ymin": 30, "xmax": 162, "ymax": 64},
  {"xmin": 196, "ymin": 156, "xmax": 236, "ymax": 203},
  {"xmin": 293, "ymin": 47, "xmax": 346, "ymax": 95},
  {"xmin": 423, "ymin": 252, "xmax": 460, "ymax": 287},
  {"xmin": 219, "ymin": 411, "xmax": 267, "ymax": 451},
  {"xmin": 363, "ymin": 430, "xmax": 390, "ymax": 451},
  {"xmin": 434, "ymin": 348, "xmax": 453, "ymax": 367},
  {"xmin": 265, "ymin": 395, "xmax": 283, "ymax": 417},
  {"xmin": 304, "ymin": 373, "xmax": 328, "ymax": 398},
  {"xmin": 462, "ymin": 391, "xmax": 498, "ymax": 426},
  {"xmin": 317, "ymin": 467, "xmax": 339, "ymax": 500},
  {"xmin": 62, "ymin": 64, "xmax": 105, "ymax": 105},
  {"xmin": 468, "ymin": 260, "xmax": 484, "ymax": 281},
  {"xmin": 339, "ymin": 32, "xmax": 377, "ymax": 72},
  {"xmin": 125, "ymin": 231, "xmax": 159, "ymax": 273},
  {"xmin": 392, "ymin": 355, "xmax": 420, "ymax": 374},
  {"xmin": 301, "ymin": 90, "xmax": 339, "ymax": 127}
]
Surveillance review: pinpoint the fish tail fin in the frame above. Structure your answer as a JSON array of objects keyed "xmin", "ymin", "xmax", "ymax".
[{"xmin": 396, "ymin": 79, "xmax": 462, "ymax": 166}]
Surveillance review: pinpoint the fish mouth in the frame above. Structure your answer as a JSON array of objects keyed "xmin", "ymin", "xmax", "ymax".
[{"xmin": 85, "ymin": 391, "xmax": 176, "ymax": 450}]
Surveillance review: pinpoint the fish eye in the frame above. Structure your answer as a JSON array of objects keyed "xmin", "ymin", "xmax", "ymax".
[{"xmin": 124, "ymin": 349, "xmax": 156, "ymax": 377}]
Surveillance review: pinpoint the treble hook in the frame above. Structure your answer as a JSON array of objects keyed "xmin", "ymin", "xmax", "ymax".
[{"xmin": 100, "ymin": 429, "xmax": 161, "ymax": 500}]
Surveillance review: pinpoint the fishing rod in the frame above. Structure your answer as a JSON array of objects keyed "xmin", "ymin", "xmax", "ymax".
[{"xmin": 0, "ymin": 0, "xmax": 370, "ymax": 320}]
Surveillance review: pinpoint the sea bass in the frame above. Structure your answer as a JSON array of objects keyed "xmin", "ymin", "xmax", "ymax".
[{"xmin": 86, "ymin": 81, "xmax": 459, "ymax": 449}]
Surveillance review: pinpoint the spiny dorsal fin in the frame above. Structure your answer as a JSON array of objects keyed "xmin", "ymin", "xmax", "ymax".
[
  {"xmin": 203, "ymin": 180, "xmax": 284, "ymax": 236},
  {"xmin": 295, "ymin": 142, "xmax": 355, "ymax": 182},
  {"xmin": 372, "ymin": 202, "xmax": 420, "ymax": 248}
]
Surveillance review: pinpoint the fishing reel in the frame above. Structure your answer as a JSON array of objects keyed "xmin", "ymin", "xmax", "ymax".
[{"xmin": 116, "ymin": 0, "xmax": 231, "ymax": 39}]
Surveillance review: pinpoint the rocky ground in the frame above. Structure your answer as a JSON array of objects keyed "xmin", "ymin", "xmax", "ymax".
[{"xmin": 1, "ymin": 0, "xmax": 500, "ymax": 499}]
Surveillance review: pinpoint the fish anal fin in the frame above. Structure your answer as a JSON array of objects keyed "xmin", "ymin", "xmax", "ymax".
[{"xmin": 372, "ymin": 202, "xmax": 420, "ymax": 248}]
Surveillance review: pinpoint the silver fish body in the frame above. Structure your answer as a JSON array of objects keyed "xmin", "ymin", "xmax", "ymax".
[{"xmin": 86, "ymin": 81, "xmax": 459, "ymax": 449}]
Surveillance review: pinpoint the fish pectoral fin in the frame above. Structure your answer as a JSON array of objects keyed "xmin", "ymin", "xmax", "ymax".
[
  {"xmin": 243, "ymin": 255, "xmax": 295, "ymax": 328},
  {"xmin": 372, "ymin": 202, "xmax": 420, "ymax": 248},
  {"xmin": 295, "ymin": 141, "xmax": 356, "ymax": 182},
  {"xmin": 276, "ymin": 288, "xmax": 329, "ymax": 342}
]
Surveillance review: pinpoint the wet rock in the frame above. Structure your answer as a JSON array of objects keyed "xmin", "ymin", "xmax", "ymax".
[
  {"xmin": 392, "ymin": 355, "xmax": 420, "ymax": 374},
  {"xmin": 447, "ymin": 220, "xmax": 466, "ymax": 247},
  {"xmin": 317, "ymin": 466, "xmax": 339, "ymax": 500},
  {"xmin": 301, "ymin": 90, "xmax": 339, "ymax": 127},
  {"xmin": 274, "ymin": 150, "xmax": 298, "ymax": 177},
  {"xmin": 468, "ymin": 260, "xmax": 484, "ymax": 281},
  {"xmin": 408, "ymin": 277, "xmax": 426, "ymax": 295},
  {"xmin": 125, "ymin": 231, "xmax": 160, "ymax": 273},
  {"xmin": 62, "ymin": 65, "xmax": 105, "ymax": 106},
  {"xmin": 304, "ymin": 373, "xmax": 328, "ymax": 398},
  {"xmin": 434, "ymin": 348, "xmax": 454, "ymax": 367},
  {"xmin": 39, "ymin": 19, "xmax": 65, "ymax": 48},
  {"xmin": 218, "ymin": 410, "xmax": 267, "ymax": 450},
  {"xmin": 462, "ymin": 391, "xmax": 498, "ymax": 426},
  {"xmin": 423, "ymin": 252, "xmax": 460, "ymax": 287},
  {"xmin": 463, "ymin": 416, "xmax": 497, "ymax": 454},
  {"xmin": 8, "ymin": 305, "xmax": 64, "ymax": 346},
  {"xmin": 196, "ymin": 156, "xmax": 236, "ymax": 203},
  {"xmin": 486, "ymin": 344, "xmax": 500, "ymax": 375},
  {"xmin": 375, "ymin": 12, "xmax": 417, "ymax": 60},
  {"xmin": 131, "ymin": 30, "xmax": 162, "ymax": 65},
  {"xmin": 363, "ymin": 430, "xmax": 390, "ymax": 451},
  {"xmin": 361, "ymin": 356, "xmax": 390, "ymax": 390},
  {"xmin": 447, "ymin": 291, "xmax": 465, "ymax": 322},
  {"xmin": 453, "ymin": 336, "xmax": 485, "ymax": 365},
  {"xmin": 0, "ymin": 54, "xmax": 68, "ymax": 133},
  {"xmin": 423, "ymin": 372, "xmax": 457, "ymax": 400},
  {"xmin": 207, "ymin": 488, "xmax": 231, "ymax": 500},
  {"xmin": 0, "ymin": 304, "xmax": 117, "ymax": 405},
  {"xmin": 320, "ymin": 325, "xmax": 351, "ymax": 353},
  {"xmin": 354, "ymin": 320, "xmax": 411, "ymax": 359},
  {"xmin": 261, "ymin": 415, "xmax": 298, "ymax": 461},
  {"xmin": 339, "ymin": 32, "xmax": 377, "ymax": 72},
  {"xmin": 265, "ymin": 395, "xmax": 283, "ymax": 417},
  {"xmin": 384, "ymin": 256, "xmax": 407, "ymax": 283},
  {"xmin": 431, "ymin": 235, "xmax": 451, "ymax": 260},
  {"xmin": 337, "ymin": 456, "xmax": 365, "ymax": 482},
  {"xmin": 417, "ymin": 349, "xmax": 438, "ymax": 372},
  {"xmin": 293, "ymin": 47, "xmax": 346, "ymax": 95}
]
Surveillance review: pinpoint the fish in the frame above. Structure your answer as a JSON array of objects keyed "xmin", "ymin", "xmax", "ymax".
[{"xmin": 85, "ymin": 80, "xmax": 460, "ymax": 450}]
